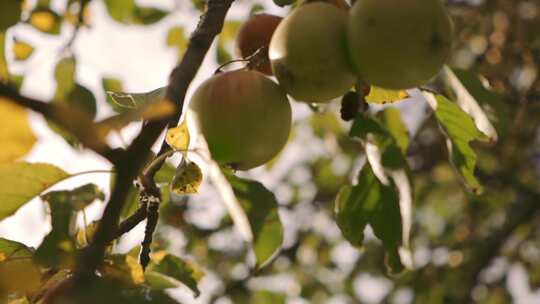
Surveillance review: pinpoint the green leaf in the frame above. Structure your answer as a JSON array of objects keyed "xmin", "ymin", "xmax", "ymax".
[
  {"xmin": 133, "ymin": 6, "xmax": 169, "ymax": 25},
  {"xmin": 225, "ymin": 173, "xmax": 284, "ymax": 270},
  {"xmin": 451, "ymin": 68, "xmax": 508, "ymax": 137},
  {"xmin": 432, "ymin": 94, "xmax": 486, "ymax": 194},
  {"xmin": 104, "ymin": 0, "xmax": 135, "ymax": 24},
  {"xmin": 54, "ymin": 56, "xmax": 76, "ymax": 101},
  {"xmin": 378, "ymin": 108, "xmax": 410, "ymax": 153},
  {"xmin": 0, "ymin": 1, "xmax": 21, "ymax": 31},
  {"xmin": 365, "ymin": 86, "xmax": 409, "ymax": 104},
  {"xmin": 66, "ymin": 84, "xmax": 97, "ymax": 118},
  {"xmin": 146, "ymin": 254, "xmax": 201, "ymax": 296},
  {"xmin": 0, "ymin": 162, "xmax": 68, "ymax": 220},
  {"xmin": 106, "ymin": 86, "xmax": 166, "ymax": 112},
  {"xmin": 0, "ymin": 238, "xmax": 41, "ymax": 295},
  {"xmin": 0, "ymin": 98, "xmax": 37, "ymax": 164},
  {"xmin": 216, "ymin": 20, "xmax": 241, "ymax": 64},
  {"xmin": 335, "ymin": 163, "xmax": 403, "ymax": 272},
  {"xmin": 166, "ymin": 26, "xmax": 187, "ymax": 56},
  {"xmin": 273, "ymin": 0, "xmax": 296, "ymax": 7},
  {"xmin": 43, "ymin": 183, "xmax": 104, "ymax": 211}
]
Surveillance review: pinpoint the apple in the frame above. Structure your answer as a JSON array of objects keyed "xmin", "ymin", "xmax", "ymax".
[
  {"xmin": 269, "ymin": 2, "xmax": 356, "ymax": 103},
  {"xmin": 236, "ymin": 13, "xmax": 282, "ymax": 75},
  {"xmin": 348, "ymin": 0, "xmax": 453, "ymax": 89},
  {"xmin": 189, "ymin": 70, "xmax": 291, "ymax": 170}
]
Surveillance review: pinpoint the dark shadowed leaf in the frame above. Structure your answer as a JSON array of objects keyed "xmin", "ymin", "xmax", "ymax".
[
  {"xmin": 66, "ymin": 84, "xmax": 97, "ymax": 118},
  {"xmin": 273, "ymin": 0, "xmax": 296, "ymax": 7},
  {"xmin": 133, "ymin": 6, "xmax": 169, "ymax": 25},
  {"xmin": 0, "ymin": 162, "xmax": 68, "ymax": 220},
  {"xmin": 335, "ymin": 163, "xmax": 403, "ymax": 272},
  {"xmin": 225, "ymin": 173, "xmax": 284, "ymax": 270},
  {"xmin": 0, "ymin": 1, "xmax": 22, "ymax": 31}
]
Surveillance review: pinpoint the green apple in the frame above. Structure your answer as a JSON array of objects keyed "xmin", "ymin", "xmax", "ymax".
[
  {"xmin": 269, "ymin": 2, "xmax": 356, "ymax": 103},
  {"xmin": 348, "ymin": 0, "xmax": 453, "ymax": 89},
  {"xmin": 189, "ymin": 70, "xmax": 291, "ymax": 170}
]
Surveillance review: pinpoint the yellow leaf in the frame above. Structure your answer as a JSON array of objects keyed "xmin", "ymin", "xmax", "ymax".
[
  {"xmin": 366, "ymin": 86, "xmax": 409, "ymax": 104},
  {"xmin": 13, "ymin": 40, "xmax": 33, "ymax": 61},
  {"xmin": 0, "ymin": 98, "xmax": 37, "ymax": 164},
  {"xmin": 170, "ymin": 160, "xmax": 202, "ymax": 195},
  {"xmin": 30, "ymin": 11, "xmax": 55, "ymax": 32},
  {"xmin": 0, "ymin": 252, "xmax": 5, "ymax": 262},
  {"xmin": 126, "ymin": 255, "xmax": 145, "ymax": 284},
  {"xmin": 165, "ymin": 120, "xmax": 190, "ymax": 152}
]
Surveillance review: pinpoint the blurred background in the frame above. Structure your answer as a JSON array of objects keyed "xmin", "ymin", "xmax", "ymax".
[{"xmin": 0, "ymin": 0, "xmax": 539, "ymax": 303}]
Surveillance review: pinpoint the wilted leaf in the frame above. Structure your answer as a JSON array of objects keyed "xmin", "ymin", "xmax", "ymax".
[
  {"xmin": 170, "ymin": 160, "xmax": 202, "ymax": 195},
  {"xmin": 146, "ymin": 254, "xmax": 201, "ymax": 296},
  {"xmin": 0, "ymin": 238, "xmax": 41, "ymax": 295},
  {"xmin": 0, "ymin": 98, "xmax": 37, "ymax": 164},
  {"xmin": 102, "ymin": 248, "xmax": 145, "ymax": 286},
  {"xmin": 29, "ymin": 8, "xmax": 61, "ymax": 34},
  {"xmin": 225, "ymin": 173, "xmax": 284, "ymax": 270},
  {"xmin": 76, "ymin": 221, "xmax": 98, "ymax": 247},
  {"xmin": 0, "ymin": 162, "xmax": 68, "ymax": 220},
  {"xmin": 12, "ymin": 40, "xmax": 33, "ymax": 61},
  {"xmin": 0, "ymin": 1, "xmax": 21, "ymax": 31},
  {"xmin": 366, "ymin": 86, "xmax": 409, "ymax": 104},
  {"xmin": 165, "ymin": 121, "xmax": 190, "ymax": 152},
  {"xmin": 424, "ymin": 92, "xmax": 486, "ymax": 194}
]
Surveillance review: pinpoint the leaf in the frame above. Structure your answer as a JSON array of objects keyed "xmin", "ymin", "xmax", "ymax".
[
  {"xmin": 335, "ymin": 163, "xmax": 404, "ymax": 273},
  {"xmin": 66, "ymin": 84, "xmax": 97, "ymax": 118},
  {"xmin": 35, "ymin": 187, "xmax": 85, "ymax": 268},
  {"xmin": 225, "ymin": 173, "xmax": 284, "ymax": 270},
  {"xmin": 0, "ymin": 238, "xmax": 42, "ymax": 295},
  {"xmin": 0, "ymin": 32, "xmax": 8, "ymax": 81},
  {"xmin": 452, "ymin": 68, "xmax": 509, "ymax": 136},
  {"xmin": 145, "ymin": 254, "xmax": 201, "ymax": 296},
  {"xmin": 54, "ymin": 56, "xmax": 76, "ymax": 101},
  {"xmin": 75, "ymin": 221, "xmax": 98, "ymax": 247},
  {"xmin": 442, "ymin": 66, "xmax": 498, "ymax": 142},
  {"xmin": 104, "ymin": 0, "xmax": 135, "ymax": 24},
  {"xmin": 102, "ymin": 77, "xmax": 124, "ymax": 112},
  {"xmin": 423, "ymin": 92, "xmax": 486, "ymax": 194},
  {"xmin": 0, "ymin": 162, "xmax": 68, "ymax": 220},
  {"xmin": 0, "ymin": 1, "xmax": 21, "ymax": 31},
  {"xmin": 102, "ymin": 248, "xmax": 145, "ymax": 286},
  {"xmin": 365, "ymin": 86, "xmax": 409, "ymax": 104},
  {"xmin": 0, "ymin": 98, "xmax": 37, "ymax": 164},
  {"xmin": 106, "ymin": 86, "xmax": 166, "ymax": 112},
  {"xmin": 12, "ymin": 40, "xmax": 33, "ymax": 61},
  {"xmin": 45, "ymin": 183, "xmax": 104, "ymax": 212},
  {"xmin": 170, "ymin": 160, "xmax": 202, "ymax": 195},
  {"xmin": 166, "ymin": 26, "xmax": 187, "ymax": 55},
  {"xmin": 273, "ymin": 0, "xmax": 296, "ymax": 7},
  {"xmin": 29, "ymin": 8, "xmax": 61, "ymax": 34},
  {"xmin": 216, "ymin": 20, "xmax": 241, "ymax": 64},
  {"xmin": 165, "ymin": 121, "xmax": 190, "ymax": 152},
  {"xmin": 133, "ymin": 6, "xmax": 169, "ymax": 25},
  {"xmin": 378, "ymin": 108, "xmax": 410, "ymax": 153}
]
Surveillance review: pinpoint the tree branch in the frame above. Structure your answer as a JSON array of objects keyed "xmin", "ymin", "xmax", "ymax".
[{"xmin": 74, "ymin": 0, "xmax": 235, "ymax": 279}]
